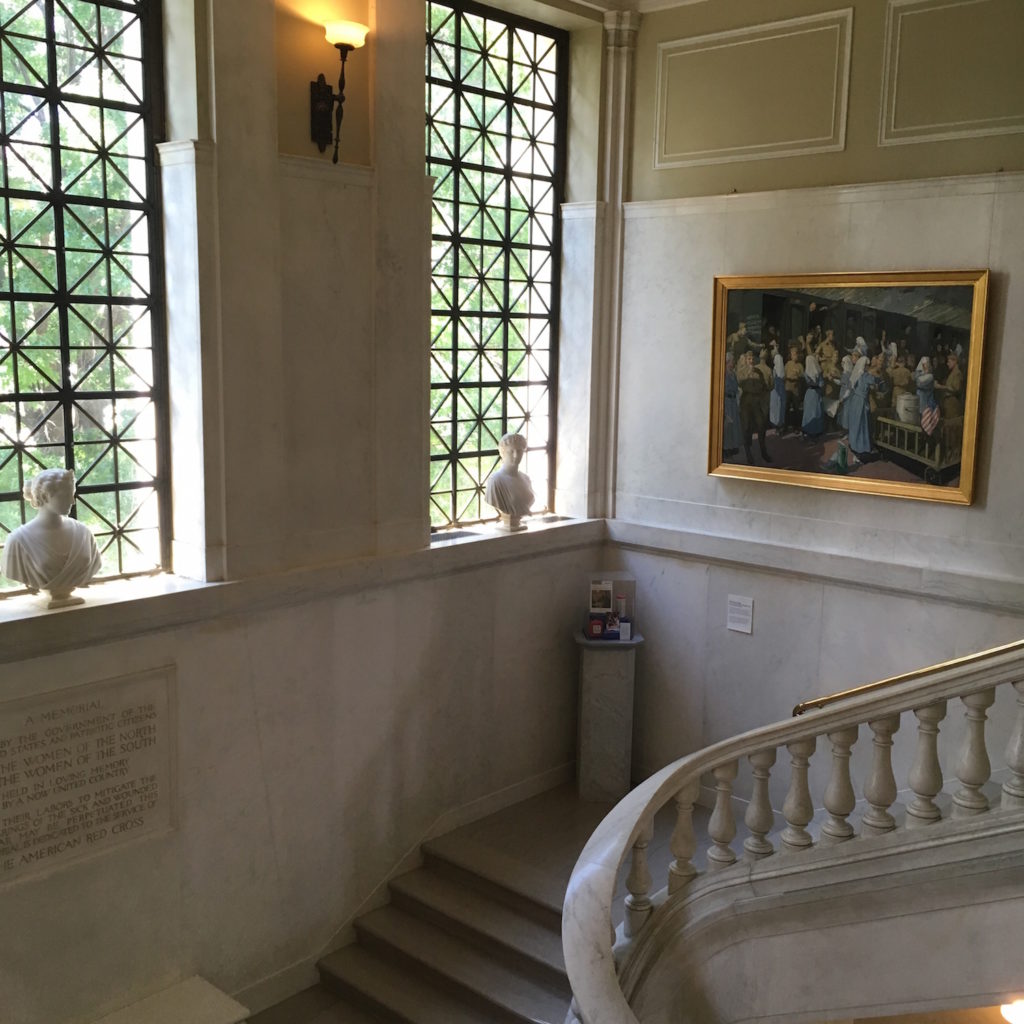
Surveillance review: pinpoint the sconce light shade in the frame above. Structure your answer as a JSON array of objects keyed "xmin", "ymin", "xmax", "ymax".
[
  {"xmin": 1003, "ymin": 1002, "xmax": 1024, "ymax": 1024},
  {"xmin": 311, "ymin": 21, "xmax": 369, "ymax": 164},
  {"xmin": 325, "ymin": 20, "xmax": 368, "ymax": 48}
]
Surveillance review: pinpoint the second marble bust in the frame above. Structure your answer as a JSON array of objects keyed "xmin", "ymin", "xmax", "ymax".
[{"xmin": 485, "ymin": 433, "xmax": 534, "ymax": 532}]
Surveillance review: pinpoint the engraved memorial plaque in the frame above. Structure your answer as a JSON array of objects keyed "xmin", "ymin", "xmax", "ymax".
[{"xmin": 0, "ymin": 667, "xmax": 174, "ymax": 883}]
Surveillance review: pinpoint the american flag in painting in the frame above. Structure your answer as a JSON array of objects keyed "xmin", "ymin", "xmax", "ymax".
[{"xmin": 921, "ymin": 403, "xmax": 940, "ymax": 436}]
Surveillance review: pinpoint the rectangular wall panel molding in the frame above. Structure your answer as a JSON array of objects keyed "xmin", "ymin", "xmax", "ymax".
[
  {"xmin": 880, "ymin": 0, "xmax": 1024, "ymax": 146},
  {"xmin": 654, "ymin": 9, "xmax": 853, "ymax": 169}
]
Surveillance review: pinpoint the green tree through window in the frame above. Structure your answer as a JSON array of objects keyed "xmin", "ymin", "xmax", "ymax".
[
  {"xmin": 426, "ymin": 0, "xmax": 566, "ymax": 528},
  {"xmin": 0, "ymin": 0, "xmax": 167, "ymax": 591}
]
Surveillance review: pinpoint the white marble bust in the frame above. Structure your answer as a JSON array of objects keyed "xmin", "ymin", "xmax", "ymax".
[
  {"xmin": 1, "ymin": 469, "xmax": 102, "ymax": 608},
  {"xmin": 485, "ymin": 433, "xmax": 534, "ymax": 532}
]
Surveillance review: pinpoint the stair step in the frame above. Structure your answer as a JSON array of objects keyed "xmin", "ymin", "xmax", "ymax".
[
  {"xmin": 319, "ymin": 945, "xmax": 499, "ymax": 1024},
  {"xmin": 421, "ymin": 835, "xmax": 564, "ymax": 930},
  {"xmin": 389, "ymin": 867, "xmax": 567, "ymax": 986},
  {"xmin": 247, "ymin": 984, "xmax": 384, "ymax": 1024},
  {"xmin": 354, "ymin": 905, "xmax": 570, "ymax": 1024}
]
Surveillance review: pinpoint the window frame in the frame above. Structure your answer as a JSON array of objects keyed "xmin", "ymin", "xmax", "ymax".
[{"xmin": 0, "ymin": 0, "xmax": 171, "ymax": 592}]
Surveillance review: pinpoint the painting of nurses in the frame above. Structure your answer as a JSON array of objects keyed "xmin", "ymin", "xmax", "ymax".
[{"xmin": 710, "ymin": 271, "xmax": 988, "ymax": 505}]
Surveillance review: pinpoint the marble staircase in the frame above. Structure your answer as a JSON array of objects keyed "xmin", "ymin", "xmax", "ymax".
[{"xmin": 251, "ymin": 786, "xmax": 611, "ymax": 1024}]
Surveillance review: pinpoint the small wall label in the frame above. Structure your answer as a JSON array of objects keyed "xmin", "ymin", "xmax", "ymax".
[{"xmin": 727, "ymin": 595, "xmax": 753, "ymax": 634}]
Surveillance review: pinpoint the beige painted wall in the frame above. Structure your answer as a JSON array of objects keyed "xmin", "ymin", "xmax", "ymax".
[
  {"xmin": 632, "ymin": 0, "xmax": 1024, "ymax": 200},
  {"xmin": 276, "ymin": 2, "xmax": 372, "ymax": 166}
]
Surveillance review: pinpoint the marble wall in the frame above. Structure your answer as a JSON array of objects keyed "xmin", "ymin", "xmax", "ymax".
[
  {"xmin": 616, "ymin": 174, "xmax": 1024, "ymax": 575},
  {"xmin": 596, "ymin": 172, "xmax": 1024, "ymax": 797},
  {"xmin": 0, "ymin": 531, "xmax": 600, "ymax": 1024},
  {"xmin": 156, "ymin": 0, "xmax": 429, "ymax": 582},
  {"xmin": 609, "ymin": 543, "xmax": 1024, "ymax": 807}
]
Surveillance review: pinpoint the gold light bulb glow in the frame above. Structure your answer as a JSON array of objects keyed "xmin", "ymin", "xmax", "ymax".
[
  {"xmin": 1002, "ymin": 1001, "xmax": 1024, "ymax": 1024},
  {"xmin": 324, "ymin": 20, "xmax": 368, "ymax": 47}
]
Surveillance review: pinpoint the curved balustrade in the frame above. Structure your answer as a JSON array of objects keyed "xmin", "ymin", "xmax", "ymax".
[{"xmin": 563, "ymin": 641, "xmax": 1024, "ymax": 1024}]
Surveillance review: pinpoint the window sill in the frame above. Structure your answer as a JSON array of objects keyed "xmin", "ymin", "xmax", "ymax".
[{"xmin": 0, "ymin": 517, "xmax": 605, "ymax": 666}]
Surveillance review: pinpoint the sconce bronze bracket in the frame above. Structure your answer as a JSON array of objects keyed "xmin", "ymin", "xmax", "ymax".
[{"xmin": 310, "ymin": 43, "xmax": 355, "ymax": 165}]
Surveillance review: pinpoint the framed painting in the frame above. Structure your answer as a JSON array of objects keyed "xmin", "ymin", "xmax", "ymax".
[{"xmin": 709, "ymin": 270, "xmax": 989, "ymax": 504}]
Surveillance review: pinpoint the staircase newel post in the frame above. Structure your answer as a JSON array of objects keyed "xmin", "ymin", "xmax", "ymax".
[
  {"xmin": 624, "ymin": 815, "xmax": 654, "ymax": 937},
  {"xmin": 744, "ymin": 747, "xmax": 777, "ymax": 860},
  {"xmin": 668, "ymin": 776, "xmax": 700, "ymax": 894},
  {"xmin": 707, "ymin": 760, "xmax": 739, "ymax": 869},
  {"xmin": 861, "ymin": 714, "xmax": 901, "ymax": 836},
  {"xmin": 821, "ymin": 725, "xmax": 859, "ymax": 843},
  {"xmin": 906, "ymin": 700, "xmax": 948, "ymax": 827},
  {"xmin": 781, "ymin": 737, "xmax": 816, "ymax": 852},
  {"xmin": 954, "ymin": 687, "xmax": 996, "ymax": 817},
  {"xmin": 1002, "ymin": 681, "xmax": 1024, "ymax": 810}
]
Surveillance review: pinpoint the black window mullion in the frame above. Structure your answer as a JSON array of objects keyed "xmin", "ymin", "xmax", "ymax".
[
  {"xmin": 43, "ymin": 0, "xmax": 76, "ymax": 491},
  {"xmin": 450, "ymin": 4, "xmax": 462, "ymax": 523},
  {"xmin": 500, "ymin": 18, "xmax": 511, "ymax": 455}
]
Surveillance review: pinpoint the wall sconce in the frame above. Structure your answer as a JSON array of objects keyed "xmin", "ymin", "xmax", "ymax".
[{"xmin": 310, "ymin": 20, "xmax": 369, "ymax": 164}]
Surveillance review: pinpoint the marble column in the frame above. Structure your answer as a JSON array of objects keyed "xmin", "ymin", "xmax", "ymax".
[{"xmin": 588, "ymin": 11, "xmax": 640, "ymax": 519}]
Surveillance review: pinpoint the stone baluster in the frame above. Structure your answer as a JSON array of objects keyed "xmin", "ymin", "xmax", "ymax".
[
  {"xmin": 668, "ymin": 777, "xmax": 700, "ymax": 894},
  {"xmin": 744, "ymin": 748, "xmax": 778, "ymax": 860},
  {"xmin": 821, "ymin": 726, "xmax": 859, "ymax": 844},
  {"xmin": 707, "ymin": 760, "xmax": 739, "ymax": 869},
  {"xmin": 1003, "ymin": 682, "xmax": 1024, "ymax": 810},
  {"xmin": 954, "ymin": 688, "xmax": 996, "ymax": 816},
  {"xmin": 781, "ymin": 738, "xmax": 816, "ymax": 851},
  {"xmin": 906, "ymin": 700, "xmax": 948, "ymax": 827},
  {"xmin": 624, "ymin": 816, "xmax": 654, "ymax": 937},
  {"xmin": 862, "ymin": 715, "xmax": 901, "ymax": 836}
]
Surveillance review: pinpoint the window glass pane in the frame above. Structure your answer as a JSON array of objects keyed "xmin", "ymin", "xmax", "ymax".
[
  {"xmin": 0, "ymin": 0, "xmax": 165, "ymax": 590},
  {"xmin": 427, "ymin": 0, "xmax": 564, "ymax": 528}
]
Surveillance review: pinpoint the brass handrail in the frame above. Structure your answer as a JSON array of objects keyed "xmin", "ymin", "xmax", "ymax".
[{"xmin": 791, "ymin": 636, "xmax": 1024, "ymax": 716}]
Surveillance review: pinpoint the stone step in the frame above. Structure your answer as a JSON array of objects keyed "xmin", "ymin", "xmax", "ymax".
[
  {"xmin": 354, "ymin": 905, "xmax": 570, "ymax": 1024},
  {"xmin": 306, "ymin": 1007, "xmax": 385, "ymax": 1024},
  {"xmin": 421, "ymin": 834, "xmax": 564, "ymax": 931},
  {"xmin": 389, "ymin": 866, "xmax": 567, "ymax": 988},
  {"xmin": 319, "ymin": 945, "xmax": 500, "ymax": 1024},
  {"xmin": 247, "ymin": 984, "xmax": 384, "ymax": 1024}
]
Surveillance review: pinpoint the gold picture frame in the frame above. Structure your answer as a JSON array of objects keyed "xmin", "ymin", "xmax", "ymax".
[{"xmin": 709, "ymin": 270, "xmax": 989, "ymax": 505}]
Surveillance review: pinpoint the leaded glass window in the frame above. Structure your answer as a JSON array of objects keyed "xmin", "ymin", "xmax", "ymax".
[
  {"xmin": 0, "ymin": 0, "xmax": 167, "ymax": 592},
  {"xmin": 426, "ymin": 0, "xmax": 566, "ymax": 528}
]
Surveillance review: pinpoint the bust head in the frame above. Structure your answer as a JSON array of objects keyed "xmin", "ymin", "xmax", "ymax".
[
  {"xmin": 25, "ymin": 469, "xmax": 76, "ymax": 514},
  {"xmin": 497, "ymin": 432, "xmax": 527, "ymax": 470}
]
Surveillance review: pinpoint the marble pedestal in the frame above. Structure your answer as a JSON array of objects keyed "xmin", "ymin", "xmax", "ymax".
[{"xmin": 575, "ymin": 632, "xmax": 644, "ymax": 802}]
